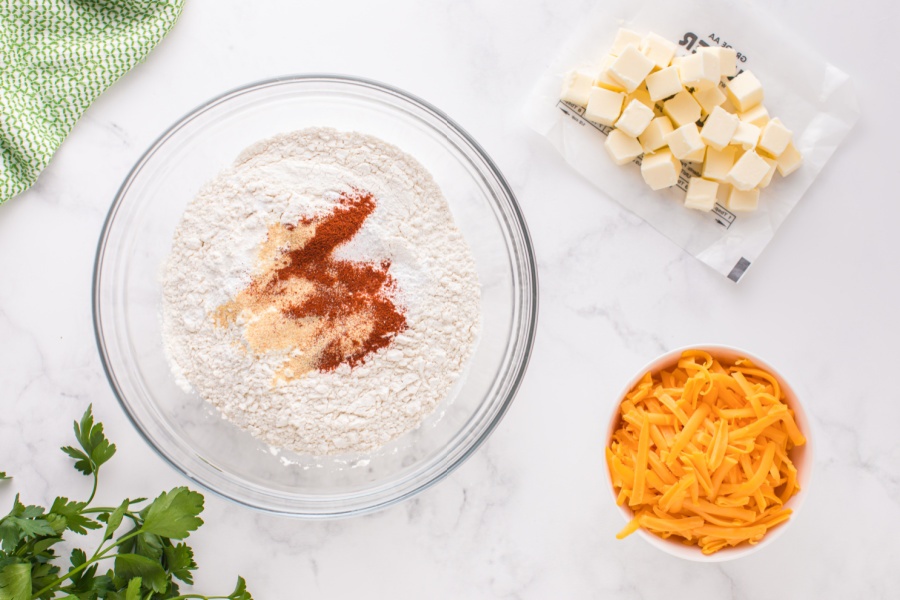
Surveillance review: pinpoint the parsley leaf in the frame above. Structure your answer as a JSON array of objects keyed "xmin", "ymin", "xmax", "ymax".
[
  {"xmin": 230, "ymin": 576, "xmax": 253, "ymax": 600},
  {"xmin": 61, "ymin": 405, "xmax": 116, "ymax": 477},
  {"xmin": 49, "ymin": 498, "xmax": 100, "ymax": 536},
  {"xmin": 124, "ymin": 576, "xmax": 142, "ymax": 600},
  {"xmin": 0, "ymin": 496, "xmax": 57, "ymax": 550},
  {"xmin": 0, "ymin": 562, "xmax": 30, "ymax": 600},
  {"xmin": 105, "ymin": 499, "xmax": 130, "ymax": 542},
  {"xmin": 113, "ymin": 554, "xmax": 167, "ymax": 594},
  {"xmin": 140, "ymin": 488, "xmax": 204, "ymax": 540},
  {"xmin": 0, "ymin": 473, "xmax": 8, "ymax": 481},
  {"xmin": 163, "ymin": 543, "xmax": 196, "ymax": 584},
  {"xmin": 70, "ymin": 549, "xmax": 87, "ymax": 569}
]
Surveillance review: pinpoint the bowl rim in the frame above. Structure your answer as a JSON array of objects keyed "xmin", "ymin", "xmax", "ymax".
[
  {"xmin": 603, "ymin": 343, "xmax": 815, "ymax": 561},
  {"xmin": 92, "ymin": 73, "xmax": 540, "ymax": 517}
]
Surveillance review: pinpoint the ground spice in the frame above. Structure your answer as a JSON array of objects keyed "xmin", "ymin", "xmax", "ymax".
[{"xmin": 214, "ymin": 190, "xmax": 407, "ymax": 380}]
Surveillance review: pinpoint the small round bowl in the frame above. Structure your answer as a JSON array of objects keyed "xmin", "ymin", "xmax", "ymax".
[
  {"xmin": 93, "ymin": 75, "xmax": 538, "ymax": 517},
  {"xmin": 604, "ymin": 344, "xmax": 814, "ymax": 561}
]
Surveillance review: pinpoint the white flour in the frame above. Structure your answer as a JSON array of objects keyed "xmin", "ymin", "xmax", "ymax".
[{"xmin": 161, "ymin": 128, "xmax": 481, "ymax": 455}]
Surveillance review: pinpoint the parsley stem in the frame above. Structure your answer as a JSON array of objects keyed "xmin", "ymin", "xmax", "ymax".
[
  {"xmin": 86, "ymin": 470, "xmax": 99, "ymax": 505},
  {"xmin": 81, "ymin": 506, "xmax": 143, "ymax": 525},
  {"xmin": 29, "ymin": 528, "xmax": 145, "ymax": 599}
]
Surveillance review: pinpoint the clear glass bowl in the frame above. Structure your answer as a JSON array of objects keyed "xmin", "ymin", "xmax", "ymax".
[{"xmin": 93, "ymin": 75, "xmax": 538, "ymax": 517}]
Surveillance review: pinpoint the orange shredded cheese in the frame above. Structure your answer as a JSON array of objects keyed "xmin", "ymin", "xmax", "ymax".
[{"xmin": 607, "ymin": 351, "xmax": 806, "ymax": 555}]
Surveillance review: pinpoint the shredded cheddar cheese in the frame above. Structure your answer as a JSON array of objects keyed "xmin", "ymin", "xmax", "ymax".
[{"xmin": 607, "ymin": 350, "xmax": 805, "ymax": 554}]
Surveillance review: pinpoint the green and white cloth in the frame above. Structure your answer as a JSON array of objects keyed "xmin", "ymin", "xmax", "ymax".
[{"xmin": 0, "ymin": 0, "xmax": 184, "ymax": 204}]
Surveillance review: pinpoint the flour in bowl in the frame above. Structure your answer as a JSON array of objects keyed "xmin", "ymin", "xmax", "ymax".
[{"xmin": 161, "ymin": 128, "xmax": 481, "ymax": 455}]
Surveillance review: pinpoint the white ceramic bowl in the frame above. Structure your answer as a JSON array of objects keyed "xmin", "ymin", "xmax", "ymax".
[{"xmin": 604, "ymin": 344, "xmax": 814, "ymax": 562}]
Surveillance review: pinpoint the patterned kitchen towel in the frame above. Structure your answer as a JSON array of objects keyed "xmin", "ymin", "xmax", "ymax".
[{"xmin": 0, "ymin": 0, "xmax": 185, "ymax": 204}]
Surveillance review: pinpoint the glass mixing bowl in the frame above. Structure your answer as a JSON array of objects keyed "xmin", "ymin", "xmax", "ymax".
[{"xmin": 93, "ymin": 75, "xmax": 538, "ymax": 517}]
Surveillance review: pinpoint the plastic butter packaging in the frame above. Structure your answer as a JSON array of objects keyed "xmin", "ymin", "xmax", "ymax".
[{"xmin": 523, "ymin": 0, "xmax": 859, "ymax": 282}]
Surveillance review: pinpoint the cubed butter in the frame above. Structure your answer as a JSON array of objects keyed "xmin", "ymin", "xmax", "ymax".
[
  {"xmin": 664, "ymin": 123, "xmax": 705, "ymax": 160},
  {"xmin": 727, "ymin": 150, "xmax": 770, "ymax": 191},
  {"xmin": 604, "ymin": 129, "xmax": 644, "ymax": 165},
  {"xmin": 702, "ymin": 146, "xmax": 737, "ymax": 182},
  {"xmin": 684, "ymin": 146, "xmax": 707, "ymax": 163},
  {"xmin": 776, "ymin": 142, "xmax": 803, "ymax": 176},
  {"xmin": 757, "ymin": 156, "xmax": 778, "ymax": 188},
  {"xmin": 716, "ymin": 182, "xmax": 732, "ymax": 204},
  {"xmin": 731, "ymin": 121, "xmax": 760, "ymax": 150},
  {"xmin": 739, "ymin": 104, "xmax": 770, "ymax": 127},
  {"xmin": 560, "ymin": 69, "xmax": 595, "ymax": 107},
  {"xmin": 692, "ymin": 85, "xmax": 726, "ymax": 115},
  {"xmin": 725, "ymin": 71, "xmax": 764, "ymax": 112},
  {"xmin": 640, "ymin": 149, "xmax": 682, "ymax": 190},
  {"xmin": 700, "ymin": 47, "xmax": 737, "ymax": 78},
  {"xmin": 663, "ymin": 90, "xmax": 702, "ymax": 128},
  {"xmin": 645, "ymin": 66, "xmax": 682, "ymax": 101},
  {"xmin": 625, "ymin": 86, "xmax": 655, "ymax": 110},
  {"xmin": 684, "ymin": 177, "xmax": 719, "ymax": 211},
  {"xmin": 678, "ymin": 51, "xmax": 719, "ymax": 88},
  {"xmin": 611, "ymin": 28, "xmax": 642, "ymax": 55},
  {"xmin": 758, "ymin": 117, "xmax": 793, "ymax": 158},
  {"xmin": 609, "ymin": 45, "xmax": 655, "ymax": 93},
  {"xmin": 584, "ymin": 87, "xmax": 625, "ymax": 126},
  {"xmin": 727, "ymin": 187, "xmax": 760, "ymax": 212},
  {"xmin": 638, "ymin": 116, "xmax": 674, "ymax": 153},
  {"xmin": 640, "ymin": 32, "xmax": 677, "ymax": 69},
  {"xmin": 700, "ymin": 106, "xmax": 740, "ymax": 151},
  {"xmin": 594, "ymin": 55, "xmax": 627, "ymax": 93},
  {"xmin": 615, "ymin": 99, "xmax": 655, "ymax": 137}
]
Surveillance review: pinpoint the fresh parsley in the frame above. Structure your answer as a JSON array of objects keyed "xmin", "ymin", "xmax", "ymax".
[{"xmin": 0, "ymin": 405, "xmax": 253, "ymax": 600}]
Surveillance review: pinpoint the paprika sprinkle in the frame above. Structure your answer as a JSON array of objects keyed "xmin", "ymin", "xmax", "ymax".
[{"xmin": 215, "ymin": 190, "xmax": 407, "ymax": 381}]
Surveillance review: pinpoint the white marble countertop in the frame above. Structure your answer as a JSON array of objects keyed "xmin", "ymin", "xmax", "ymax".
[{"xmin": 2, "ymin": 0, "xmax": 898, "ymax": 597}]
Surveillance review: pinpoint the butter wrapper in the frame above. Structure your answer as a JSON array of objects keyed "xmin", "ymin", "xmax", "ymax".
[{"xmin": 523, "ymin": 0, "xmax": 859, "ymax": 282}]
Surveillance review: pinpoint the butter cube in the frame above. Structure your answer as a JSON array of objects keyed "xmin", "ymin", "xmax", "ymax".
[
  {"xmin": 727, "ymin": 187, "xmax": 760, "ymax": 211},
  {"xmin": 615, "ymin": 99, "xmax": 655, "ymax": 137},
  {"xmin": 664, "ymin": 123, "xmax": 705, "ymax": 160},
  {"xmin": 678, "ymin": 51, "xmax": 719, "ymax": 88},
  {"xmin": 594, "ymin": 55, "xmax": 627, "ymax": 93},
  {"xmin": 684, "ymin": 146, "xmax": 707, "ymax": 163},
  {"xmin": 638, "ymin": 116, "xmax": 674, "ymax": 153},
  {"xmin": 725, "ymin": 71, "xmax": 764, "ymax": 112},
  {"xmin": 663, "ymin": 91, "xmax": 702, "ymax": 128},
  {"xmin": 700, "ymin": 106, "xmax": 740, "ymax": 151},
  {"xmin": 739, "ymin": 104, "xmax": 770, "ymax": 127},
  {"xmin": 700, "ymin": 47, "xmax": 737, "ymax": 78},
  {"xmin": 609, "ymin": 46, "xmax": 655, "ymax": 93},
  {"xmin": 625, "ymin": 86, "xmax": 655, "ymax": 110},
  {"xmin": 731, "ymin": 121, "xmax": 761, "ymax": 150},
  {"xmin": 645, "ymin": 66, "xmax": 682, "ymax": 101},
  {"xmin": 776, "ymin": 142, "xmax": 803, "ymax": 176},
  {"xmin": 758, "ymin": 117, "xmax": 793, "ymax": 158},
  {"xmin": 717, "ymin": 182, "xmax": 732, "ymax": 204},
  {"xmin": 641, "ymin": 149, "xmax": 682, "ymax": 190},
  {"xmin": 605, "ymin": 129, "xmax": 644, "ymax": 165},
  {"xmin": 758, "ymin": 156, "xmax": 778, "ymax": 188},
  {"xmin": 727, "ymin": 150, "xmax": 770, "ymax": 190},
  {"xmin": 560, "ymin": 69, "xmax": 595, "ymax": 107},
  {"xmin": 684, "ymin": 177, "xmax": 719, "ymax": 211},
  {"xmin": 720, "ymin": 97, "xmax": 739, "ymax": 114},
  {"xmin": 611, "ymin": 28, "xmax": 642, "ymax": 56},
  {"xmin": 640, "ymin": 32, "xmax": 677, "ymax": 69},
  {"xmin": 703, "ymin": 146, "xmax": 737, "ymax": 182},
  {"xmin": 692, "ymin": 85, "xmax": 726, "ymax": 115},
  {"xmin": 584, "ymin": 87, "xmax": 625, "ymax": 126}
]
